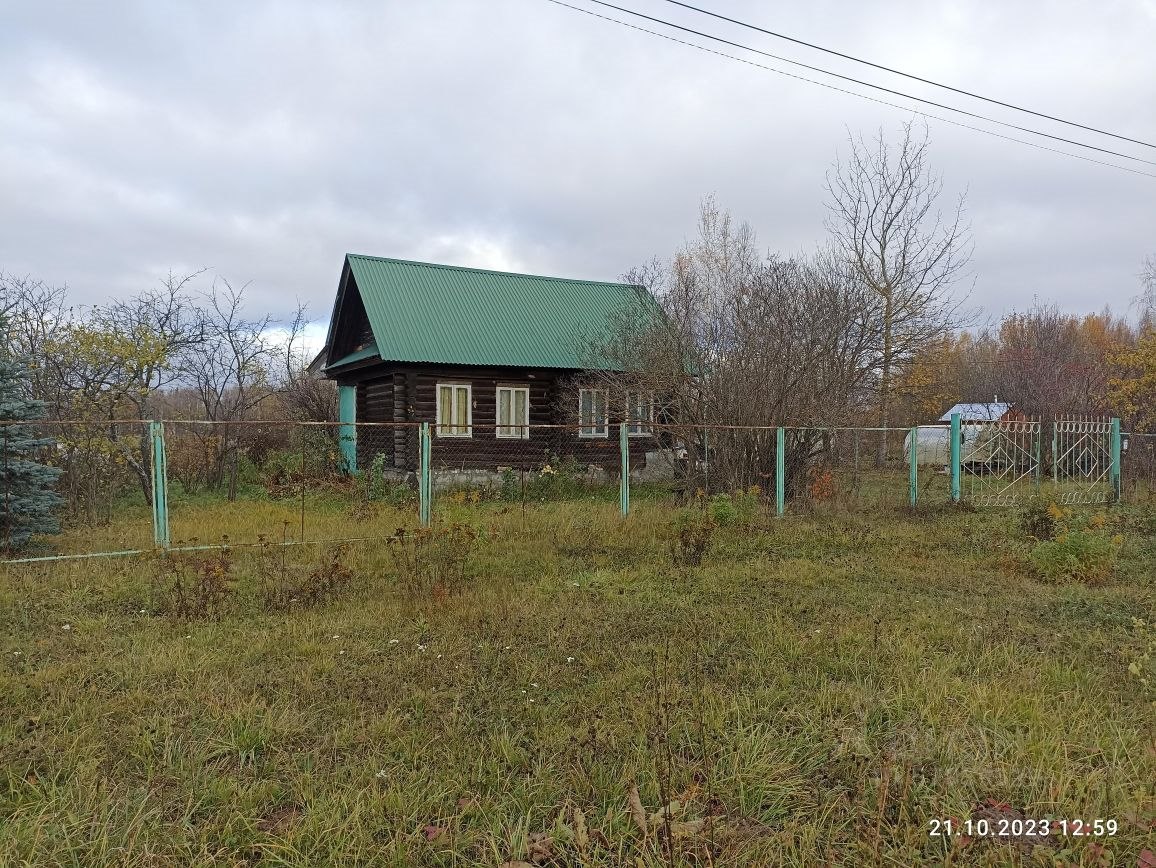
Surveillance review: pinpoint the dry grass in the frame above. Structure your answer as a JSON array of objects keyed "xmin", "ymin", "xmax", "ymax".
[{"xmin": 1, "ymin": 494, "xmax": 1154, "ymax": 866}]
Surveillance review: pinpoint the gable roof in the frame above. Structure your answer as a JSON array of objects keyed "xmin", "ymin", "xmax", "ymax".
[
  {"xmin": 324, "ymin": 254, "xmax": 659, "ymax": 372},
  {"xmin": 939, "ymin": 402, "xmax": 1012, "ymax": 422}
]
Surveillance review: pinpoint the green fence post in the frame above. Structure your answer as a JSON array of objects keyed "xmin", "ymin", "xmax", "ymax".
[
  {"xmin": 908, "ymin": 426, "xmax": 918, "ymax": 508},
  {"xmin": 619, "ymin": 422, "xmax": 630, "ymax": 517},
  {"xmin": 419, "ymin": 422, "xmax": 431, "ymax": 527},
  {"xmin": 149, "ymin": 421, "xmax": 170, "ymax": 550},
  {"xmin": 338, "ymin": 384, "xmax": 357, "ymax": 473},
  {"xmin": 775, "ymin": 427, "xmax": 786, "ymax": 517},
  {"xmin": 1110, "ymin": 417, "xmax": 1122, "ymax": 503},
  {"xmin": 950, "ymin": 413, "xmax": 961, "ymax": 504}
]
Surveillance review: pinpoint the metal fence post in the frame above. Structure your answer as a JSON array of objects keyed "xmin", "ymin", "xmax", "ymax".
[
  {"xmin": 149, "ymin": 421, "xmax": 170, "ymax": 550},
  {"xmin": 419, "ymin": 422, "xmax": 431, "ymax": 527},
  {"xmin": 775, "ymin": 426, "xmax": 786, "ymax": 517},
  {"xmin": 1040, "ymin": 423, "xmax": 1049, "ymax": 492},
  {"xmin": 950, "ymin": 413, "xmax": 961, "ymax": 504},
  {"xmin": 1051, "ymin": 422, "xmax": 1059, "ymax": 485},
  {"xmin": 619, "ymin": 422, "xmax": 630, "ymax": 517},
  {"xmin": 908, "ymin": 426, "xmax": 918, "ymax": 507},
  {"xmin": 1110, "ymin": 417, "xmax": 1122, "ymax": 503}
]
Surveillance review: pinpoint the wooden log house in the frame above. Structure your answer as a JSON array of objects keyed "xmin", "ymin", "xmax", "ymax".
[{"xmin": 318, "ymin": 254, "xmax": 663, "ymax": 478}]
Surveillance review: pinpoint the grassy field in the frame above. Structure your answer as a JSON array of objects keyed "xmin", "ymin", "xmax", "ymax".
[{"xmin": 1, "ymin": 493, "xmax": 1154, "ymax": 866}]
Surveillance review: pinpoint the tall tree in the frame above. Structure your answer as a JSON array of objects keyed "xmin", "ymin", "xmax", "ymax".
[
  {"xmin": 825, "ymin": 121, "xmax": 972, "ymax": 463},
  {"xmin": 1140, "ymin": 255, "xmax": 1156, "ymax": 327},
  {"xmin": 597, "ymin": 197, "xmax": 880, "ymax": 493},
  {"xmin": 0, "ymin": 311, "xmax": 63, "ymax": 553}
]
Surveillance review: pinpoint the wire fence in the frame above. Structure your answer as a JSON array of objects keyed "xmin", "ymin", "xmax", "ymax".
[{"xmin": 0, "ymin": 417, "xmax": 1151, "ymax": 563}]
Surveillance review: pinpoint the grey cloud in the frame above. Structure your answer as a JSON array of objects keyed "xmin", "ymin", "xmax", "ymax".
[{"xmin": 1, "ymin": 0, "xmax": 1153, "ymax": 325}]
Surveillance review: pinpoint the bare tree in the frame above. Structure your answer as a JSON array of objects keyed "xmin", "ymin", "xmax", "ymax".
[
  {"xmin": 0, "ymin": 274, "xmax": 73, "ymax": 416},
  {"xmin": 593, "ymin": 198, "xmax": 880, "ymax": 494},
  {"xmin": 275, "ymin": 302, "xmax": 337, "ymax": 423},
  {"xmin": 825, "ymin": 121, "xmax": 973, "ymax": 464},
  {"xmin": 996, "ymin": 303, "xmax": 1133, "ymax": 420},
  {"xmin": 179, "ymin": 278, "xmax": 280, "ymax": 498}
]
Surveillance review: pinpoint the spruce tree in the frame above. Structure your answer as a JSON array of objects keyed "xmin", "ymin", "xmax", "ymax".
[{"xmin": 0, "ymin": 314, "xmax": 63, "ymax": 552}]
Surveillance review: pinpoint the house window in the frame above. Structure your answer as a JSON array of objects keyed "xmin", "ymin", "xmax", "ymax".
[
  {"xmin": 626, "ymin": 391, "xmax": 654, "ymax": 435},
  {"xmin": 436, "ymin": 383, "xmax": 472, "ymax": 437},
  {"xmin": 496, "ymin": 386, "xmax": 530, "ymax": 438},
  {"xmin": 578, "ymin": 388, "xmax": 608, "ymax": 438}
]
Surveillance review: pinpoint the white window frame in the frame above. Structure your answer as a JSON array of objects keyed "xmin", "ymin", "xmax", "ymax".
[
  {"xmin": 626, "ymin": 390, "xmax": 655, "ymax": 436},
  {"xmin": 495, "ymin": 385, "xmax": 530, "ymax": 439},
  {"xmin": 435, "ymin": 382, "xmax": 472, "ymax": 437},
  {"xmin": 578, "ymin": 388, "xmax": 609, "ymax": 438}
]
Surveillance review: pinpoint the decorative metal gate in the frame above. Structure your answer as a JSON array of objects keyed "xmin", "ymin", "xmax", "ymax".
[
  {"xmin": 1051, "ymin": 418, "xmax": 1114, "ymax": 504},
  {"xmin": 962, "ymin": 420, "xmax": 1041, "ymax": 506}
]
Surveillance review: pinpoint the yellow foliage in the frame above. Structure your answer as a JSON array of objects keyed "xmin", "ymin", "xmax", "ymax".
[{"xmin": 1108, "ymin": 332, "xmax": 1156, "ymax": 431}]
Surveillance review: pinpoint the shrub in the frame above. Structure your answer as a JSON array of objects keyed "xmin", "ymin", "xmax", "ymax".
[
  {"xmin": 709, "ymin": 493, "xmax": 738, "ymax": 526},
  {"xmin": 152, "ymin": 546, "xmax": 235, "ymax": 619},
  {"xmin": 807, "ymin": 467, "xmax": 837, "ymax": 502},
  {"xmin": 386, "ymin": 524, "xmax": 477, "ymax": 598},
  {"xmin": 1019, "ymin": 499, "xmax": 1064, "ymax": 541},
  {"xmin": 259, "ymin": 543, "xmax": 355, "ymax": 611},
  {"xmin": 356, "ymin": 455, "xmax": 420, "ymax": 508},
  {"xmin": 670, "ymin": 510, "xmax": 715, "ymax": 567},
  {"xmin": 1028, "ymin": 529, "xmax": 1122, "ymax": 585}
]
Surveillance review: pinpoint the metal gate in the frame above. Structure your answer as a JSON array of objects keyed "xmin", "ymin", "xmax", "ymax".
[
  {"xmin": 962, "ymin": 420, "xmax": 1041, "ymax": 506},
  {"xmin": 1051, "ymin": 418, "xmax": 1115, "ymax": 504}
]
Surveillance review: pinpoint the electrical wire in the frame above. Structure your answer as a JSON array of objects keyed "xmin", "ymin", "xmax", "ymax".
[
  {"xmin": 661, "ymin": 0, "xmax": 1156, "ymax": 151},
  {"xmin": 568, "ymin": 0, "xmax": 1156, "ymax": 167},
  {"xmin": 541, "ymin": 0, "xmax": 1156, "ymax": 179}
]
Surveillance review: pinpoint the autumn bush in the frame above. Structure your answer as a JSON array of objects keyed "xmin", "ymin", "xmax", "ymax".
[
  {"xmin": 670, "ymin": 508, "xmax": 715, "ymax": 566},
  {"xmin": 258, "ymin": 542, "xmax": 355, "ymax": 611},
  {"xmin": 151, "ymin": 546, "xmax": 236, "ymax": 618},
  {"xmin": 1024, "ymin": 507, "xmax": 1121, "ymax": 586},
  {"xmin": 385, "ymin": 523, "xmax": 477, "ymax": 598}
]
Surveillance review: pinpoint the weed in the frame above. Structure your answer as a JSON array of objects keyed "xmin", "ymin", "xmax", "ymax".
[
  {"xmin": 358, "ymin": 453, "xmax": 417, "ymax": 508},
  {"xmin": 502, "ymin": 455, "xmax": 591, "ymax": 502},
  {"xmin": 385, "ymin": 523, "xmax": 477, "ymax": 598},
  {"xmin": 1124, "ymin": 617, "xmax": 1155, "ymax": 701},
  {"xmin": 1029, "ymin": 529, "xmax": 1122, "ymax": 585},
  {"xmin": 1025, "ymin": 503, "xmax": 1126, "ymax": 584},
  {"xmin": 1019, "ymin": 497, "xmax": 1062, "ymax": 540},
  {"xmin": 709, "ymin": 493, "xmax": 738, "ymax": 526},
  {"xmin": 151, "ymin": 545, "xmax": 235, "ymax": 619},
  {"xmin": 670, "ymin": 510, "xmax": 715, "ymax": 567},
  {"xmin": 259, "ymin": 542, "xmax": 355, "ymax": 611}
]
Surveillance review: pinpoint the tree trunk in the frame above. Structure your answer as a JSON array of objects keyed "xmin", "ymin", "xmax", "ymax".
[{"xmin": 876, "ymin": 292, "xmax": 894, "ymax": 468}]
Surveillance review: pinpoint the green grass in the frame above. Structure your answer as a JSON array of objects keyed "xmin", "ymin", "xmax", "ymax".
[{"xmin": 1, "ymin": 496, "xmax": 1154, "ymax": 866}]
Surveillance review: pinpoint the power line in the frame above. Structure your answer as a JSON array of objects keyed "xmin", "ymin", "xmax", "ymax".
[
  {"xmin": 568, "ymin": 0, "xmax": 1156, "ymax": 168},
  {"xmin": 541, "ymin": 0, "xmax": 1156, "ymax": 179},
  {"xmin": 661, "ymin": 0, "xmax": 1156, "ymax": 152}
]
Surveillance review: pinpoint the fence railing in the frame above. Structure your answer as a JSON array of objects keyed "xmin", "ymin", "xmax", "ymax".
[{"xmin": 0, "ymin": 414, "xmax": 1145, "ymax": 563}]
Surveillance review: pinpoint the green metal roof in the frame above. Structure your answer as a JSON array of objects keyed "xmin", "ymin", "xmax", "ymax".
[
  {"xmin": 324, "ymin": 340, "xmax": 379, "ymax": 371},
  {"xmin": 335, "ymin": 254, "xmax": 659, "ymax": 370}
]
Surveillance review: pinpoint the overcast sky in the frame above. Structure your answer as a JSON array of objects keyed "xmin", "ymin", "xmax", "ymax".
[{"xmin": 2, "ymin": 0, "xmax": 1154, "ymax": 342}]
